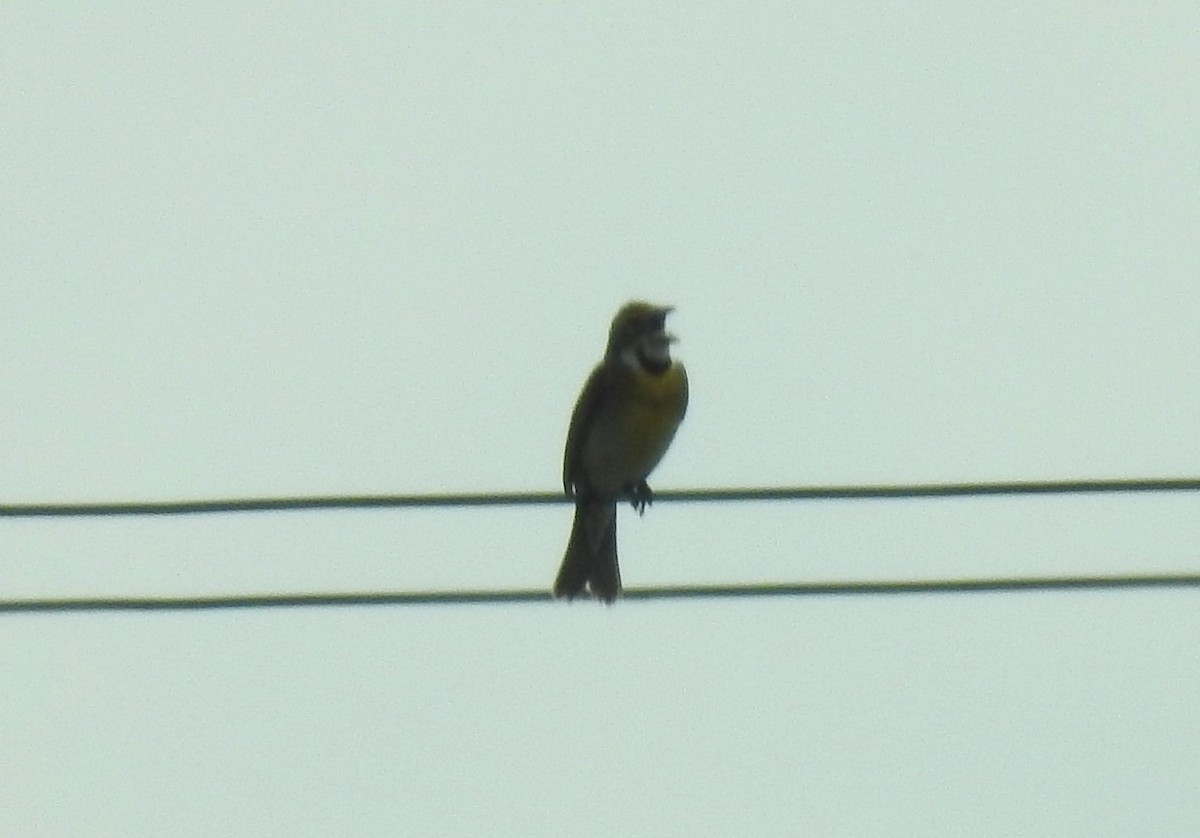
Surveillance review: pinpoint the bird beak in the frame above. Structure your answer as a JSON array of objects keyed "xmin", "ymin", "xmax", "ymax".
[{"xmin": 659, "ymin": 306, "xmax": 677, "ymax": 341}]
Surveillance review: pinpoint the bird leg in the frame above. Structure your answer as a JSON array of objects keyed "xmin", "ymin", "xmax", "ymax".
[{"xmin": 627, "ymin": 479, "xmax": 653, "ymax": 516}]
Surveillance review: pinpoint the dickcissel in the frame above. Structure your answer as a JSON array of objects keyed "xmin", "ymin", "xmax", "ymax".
[{"xmin": 554, "ymin": 301, "xmax": 688, "ymax": 603}]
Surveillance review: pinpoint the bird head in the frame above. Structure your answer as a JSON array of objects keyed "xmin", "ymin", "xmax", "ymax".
[{"xmin": 605, "ymin": 300, "xmax": 677, "ymax": 372}]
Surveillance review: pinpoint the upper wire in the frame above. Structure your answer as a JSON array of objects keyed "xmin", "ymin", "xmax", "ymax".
[{"xmin": 3, "ymin": 477, "xmax": 1199, "ymax": 518}]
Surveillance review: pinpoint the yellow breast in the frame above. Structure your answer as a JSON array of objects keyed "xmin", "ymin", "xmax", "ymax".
[
  {"xmin": 628, "ymin": 361, "xmax": 688, "ymax": 428},
  {"xmin": 583, "ymin": 362, "xmax": 688, "ymax": 491}
]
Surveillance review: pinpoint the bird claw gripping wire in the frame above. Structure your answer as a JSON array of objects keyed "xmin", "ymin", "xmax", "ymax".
[{"xmin": 627, "ymin": 480, "xmax": 654, "ymax": 516}]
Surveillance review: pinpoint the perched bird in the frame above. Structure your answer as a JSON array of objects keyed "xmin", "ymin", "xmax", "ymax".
[{"xmin": 554, "ymin": 301, "xmax": 688, "ymax": 603}]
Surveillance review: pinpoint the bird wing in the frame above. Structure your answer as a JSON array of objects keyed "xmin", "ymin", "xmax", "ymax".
[{"xmin": 562, "ymin": 363, "xmax": 608, "ymax": 495}]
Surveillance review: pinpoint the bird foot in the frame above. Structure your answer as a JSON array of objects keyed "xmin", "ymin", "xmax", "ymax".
[{"xmin": 627, "ymin": 480, "xmax": 653, "ymax": 516}]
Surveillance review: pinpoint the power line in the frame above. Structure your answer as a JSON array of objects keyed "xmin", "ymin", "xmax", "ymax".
[
  {"xmin": 3, "ymin": 477, "xmax": 1199, "ymax": 518},
  {"xmin": 2, "ymin": 573, "xmax": 1197, "ymax": 614}
]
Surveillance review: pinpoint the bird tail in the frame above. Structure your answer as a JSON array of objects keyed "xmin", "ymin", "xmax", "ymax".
[{"xmin": 553, "ymin": 498, "xmax": 620, "ymax": 603}]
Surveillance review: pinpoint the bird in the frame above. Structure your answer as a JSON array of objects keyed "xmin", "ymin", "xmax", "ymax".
[{"xmin": 554, "ymin": 300, "xmax": 688, "ymax": 603}]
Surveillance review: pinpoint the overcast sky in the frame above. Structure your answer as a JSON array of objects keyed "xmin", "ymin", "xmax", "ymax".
[{"xmin": 4, "ymin": 4, "xmax": 1199, "ymax": 836}]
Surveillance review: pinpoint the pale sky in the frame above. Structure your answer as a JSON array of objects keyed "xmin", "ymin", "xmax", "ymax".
[{"xmin": 4, "ymin": 4, "xmax": 1199, "ymax": 836}]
